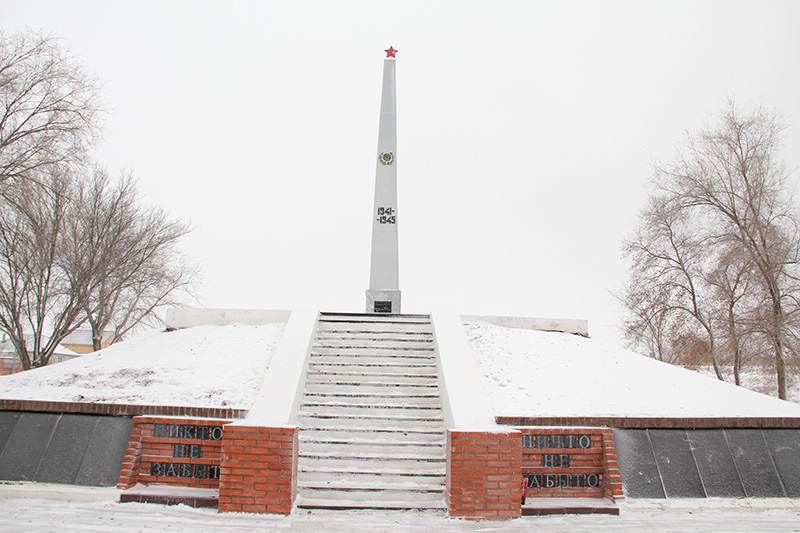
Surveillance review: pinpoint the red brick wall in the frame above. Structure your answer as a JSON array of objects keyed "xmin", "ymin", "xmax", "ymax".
[
  {"xmin": 218, "ymin": 425, "xmax": 298, "ymax": 515},
  {"xmin": 117, "ymin": 416, "xmax": 228, "ymax": 490},
  {"xmin": 497, "ymin": 416, "xmax": 800, "ymax": 429},
  {"xmin": 518, "ymin": 427, "xmax": 622, "ymax": 501},
  {"xmin": 447, "ymin": 429, "xmax": 522, "ymax": 520},
  {"xmin": 601, "ymin": 430, "xmax": 624, "ymax": 501},
  {"xmin": 0, "ymin": 399, "xmax": 247, "ymax": 419}
]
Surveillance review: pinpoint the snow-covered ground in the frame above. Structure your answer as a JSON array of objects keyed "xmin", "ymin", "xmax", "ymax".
[
  {"xmin": 2, "ymin": 318, "xmax": 799, "ymax": 420},
  {"xmin": 465, "ymin": 321, "xmax": 800, "ymax": 418},
  {"xmin": 1, "ymin": 496, "xmax": 799, "ymax": 532},
  {"xmin": 695, "ymin": 365, "xmax": 800, "ymax": 404},
  {"xmin": 0, "ymin": 323, "xmax": 285, "ymax": 409}
]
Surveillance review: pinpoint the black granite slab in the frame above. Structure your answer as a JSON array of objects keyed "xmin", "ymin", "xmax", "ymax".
[
  {"xmin": 648, "ymin": 429, "xmax": 705, "ymax": 498},
  {"xmin": 762, "ymin": 429, "xmax": 800, "ymax": 498},
  {"xmin": 0, "ymin": 412, "xmax": 58, "ymax": 481},
  {"xmin": 686, "ymin": 429, "xmax": 745, "ymax": 498},
  {"xmin": 74, "ymin": 416, "xmax": 133, "ymax": 487},
  {"xmin": 613, "ymin": 429, "xmax": 665, "ymax": 498},
  {"xmin": 0, "ymin": 411, "xmax": 21, "ymax": 456},
  {"xmin": 726, "ymin": 429, "xmax": 785, "ymax": 497},
  {"xmin": 34, "ymin": 415, "xmax": 99, "ymax": 484}
]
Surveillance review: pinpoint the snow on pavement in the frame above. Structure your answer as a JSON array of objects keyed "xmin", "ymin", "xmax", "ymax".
[
  {"xmin": 465, "ymin": 321, "xmax": 800, "ymax": 418},
  {"xmin": 0, "ymin": 323, "xmax": 285, "ymax": 409},
  {"xmin": 1, "ymin": 497, "xmax": 800, "ymax": 532}
]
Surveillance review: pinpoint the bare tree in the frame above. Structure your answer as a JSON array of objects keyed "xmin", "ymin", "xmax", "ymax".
[
  {"xmin": 72, "ymin": 168, "xmax": 195, "ymax": 351},
  {"xmin": 0, "ymin": 31, "xmax": 101, "ymax": 190},
  {"xmin": 0, "ymin": 166, "xmax": 195, "ymax": 368},
  {"xmin": 621, "ymin": 195, "xmax": 725, "ymax": 378},
  {"xmin": 0, "ymin": 171, "xmax": 90, "ymax": 368},
  {"xmin": 659, "ymin": 103, "xmax": 800, "ymax": 399},
  {"xmin": 0, "ymin": 31, "xmax": 195, "ymax": 369},
  {"xmin": 622, "ymin": 102, "xmax": 800, "ymax": 399}
]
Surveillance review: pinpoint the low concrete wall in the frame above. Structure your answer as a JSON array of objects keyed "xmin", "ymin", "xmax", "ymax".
[
  {"xmin": 166, "ymin": 308, "xmax": 292, "ymax": 329},
  {"xmin": 242, "ymin": 309, "xmax": 319, "ymax": 426},
  {"xmin": 462, "ymin": 314, "xmax": 588, "ymax": 337},
  {"xmin": 430, "ymin": 312, "xmax": 499, "ymax": 430}
]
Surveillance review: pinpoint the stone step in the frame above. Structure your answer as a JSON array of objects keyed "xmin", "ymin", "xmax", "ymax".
[
  {"xmin": 304, "ymin": 381, "xmax": 439, "ymax": 395},
  {"xmin": 308, "ymin": 362, "xmax": 437, "ymax": 375},
  {"xmin": 318, "ymin": 313, "xmax": 431, "ymax": 323},
  {"xmin": 305, "ymin": 371, "xmax": 438, "ymax": 385},
  {"xmin": 300, "ymin": 403, "xmax": 441, "ymax": 418},
  {"xmin": 298, "ymin": 454, "xmax": 445, "ymax": 473},
  {"xmin": 297, "ymin": 469, "xmax": 446, "ymax": 487},
  {"xmin": 317, "ymin": 323, "xmax": 432, "ymax": 334},
  {"xmin": 299, "ymin": 439, "xmax": 444, "ymax": 456},
  {"xmin": 296, "ymin": 486, "xmax": 445, "ymax": 505},
  {"xmin": 295, "ymin": 494, "xmax": 446, "ymax": 511},
  {"xmin": 299, "ymin": 427, "xmax": 445, "ymax": 442},
  {"xmin": 312, "ymin": 346, "xmax": 434, "ymax": 356},
  {"xmin": 316, "ymin": 331, "xmax": 433, "ymax": 342},
  {"xmin": 313, "ymin": 337, "xmax": 433, "ymax": 349},
  {"xmin": 298, "ymin": 413, "xmax": 443, "ymax": 429},
  {"xmin": 308, "ymin": 365, "xmax": 438, "ymax": 376},
  {"xmin": 309, "ymin": 354, "xmax": 436, "ymax": 366},
  {"xmin": 299, "ymin": 432, "xmax": 444, "ymax": 446},
  {"xmin": 304, "ymin": 391, "xmax": 440, "ymax": 404},
  {"xmin": 302, "ymin": 396, "xmax": 440, "ymax": 408}
]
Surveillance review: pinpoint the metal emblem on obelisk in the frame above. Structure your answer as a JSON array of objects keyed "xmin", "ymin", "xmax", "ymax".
[{"xmin": 366, "ymin": 47, "xmax": 401, "ymax": 314}]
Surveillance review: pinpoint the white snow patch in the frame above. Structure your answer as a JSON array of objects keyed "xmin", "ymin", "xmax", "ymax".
[
  {"xmin": 464, "ymin": 321, "xmax": 800, "ymax": 418},
  {"xmin": 0, "ymin": 323, "xmax": 285, "ymax": 409}
]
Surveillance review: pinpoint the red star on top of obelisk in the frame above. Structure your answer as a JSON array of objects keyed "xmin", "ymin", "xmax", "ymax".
[{"xmin": 385, "ymin": 46, "xmax": 398, "ymax": 58}]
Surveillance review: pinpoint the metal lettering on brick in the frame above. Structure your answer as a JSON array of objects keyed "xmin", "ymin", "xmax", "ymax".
[
  {"xmin": 523, "ymin": 434, "xmax": 592, "ymax": 449},
  {"xmin": 155, "ymin": 424, "xmax": 223, "ymax": 441},
  {"xmin": 526, "ymin": 473, "xmax": 602, "ymax": 488},
  {"xmin": 149, "ymin": 461, "xmax": 219, "ymax": 480}
]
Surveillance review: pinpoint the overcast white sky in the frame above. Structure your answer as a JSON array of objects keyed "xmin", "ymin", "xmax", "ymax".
[{"xmin": 2, "ymin": 1, "xmax": 799, "ymax": 344}]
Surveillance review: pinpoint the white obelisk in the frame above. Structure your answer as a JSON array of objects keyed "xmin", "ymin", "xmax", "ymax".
[{"xmin": 366, "ymin": 47, "xmax": 401, "ymax": 314}]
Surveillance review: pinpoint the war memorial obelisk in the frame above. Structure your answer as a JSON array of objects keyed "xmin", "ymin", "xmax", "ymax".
[{"xmin": 366, "ymin": 46, "xmax": 401, "ymax": 314}]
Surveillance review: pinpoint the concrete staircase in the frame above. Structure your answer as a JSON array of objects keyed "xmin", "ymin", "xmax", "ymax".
[{"xmin": 296, "ymin": 312, "xmax": 446, "ymax": 510}]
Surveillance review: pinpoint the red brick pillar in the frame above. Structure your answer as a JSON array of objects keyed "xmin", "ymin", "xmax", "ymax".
[
  {"xmin": 447, "ymin": 429, "xmax": 522, "ymax": 519},
  {"xmin": 117, "ymin": 418, "xmax": 145, "ymax": 489},
  {"xmin": 218, "ymin": 425, "xmax": 299, "ymax": 515},
  {"xmin": 602, "ymin": 429, "xmax": 624, "ymax": 501}
]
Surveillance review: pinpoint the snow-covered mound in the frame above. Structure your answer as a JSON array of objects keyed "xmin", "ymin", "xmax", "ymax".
[
  {"xmin": 0, "ymin": 323, "xmax": 285, "ymax": 409},
  {"xmin": 465, "ymin": 321, "xmax": 800, "ymax": 418}
]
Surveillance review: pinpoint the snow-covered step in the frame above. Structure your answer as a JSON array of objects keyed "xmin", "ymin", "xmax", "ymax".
[
  {"xmin": 305, "ymin": 371, "xmax": 437, "ymax": 385},
  {"xmin": 309, "ymin": 354, "xmax": 435, "ymax": 365},
  {"xmin": 305, "ymin": 381, "xmax": 438, "ymax": 394},
  {"xmin": 315, "ymin": 331, "xmax": 433, "ymax": 341},
  {"xmin": 300, "ymin": 403, "xmax": 441, "ymax": 417},
  {"xmin": 311, "ymin": 346, "xmax": 434, "ymax": 356},
  {"xmin": 303, "ymin": 392, "xmax": 440, "ymax": 405},
  {"xmin": 300, "ymin": 427, "xmax": 445, "ymax": 442},
  {"xmin": 317, "ymin": 323, "xmax": 433, "ymax": 334},
  {"xmin": 308, "ymin": 362, "xmax": 437, "ymax": 375},
  {"xmin": 298, "ymin": 414, "xmax": 443, "ymax": 430},
  {"xmin": 312, "ymin": 337, "xmax": 433, "ymax": 348},
  {"xmin": 298, "ymin": 454, "xmax": 445, "ymax": 473},
  {"xmin": 294, "ymin": 495, "xmax": 445, "ymax": 511},
  {"xmin": 296, "ymin": 487, "xmax": 445, "ymax": 504},
  {"xmin": 300, "ymin": 440, "xmax": 444, "ymax": 456},
  {"xmin": 298, "ymin": 469, "xmax": 445, "ymax": 486}
]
